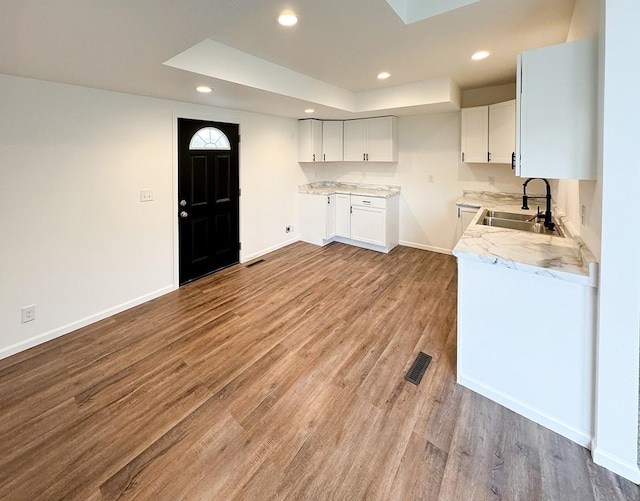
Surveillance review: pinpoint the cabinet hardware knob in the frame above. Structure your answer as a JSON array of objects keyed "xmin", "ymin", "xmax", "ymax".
[
  {"xmin": 180, "ymin": 199, "xmax": 187, "ymax": 207},
  {"xmin": 180, "ymin": 211, "xmax": 188, "ymax": 218}
]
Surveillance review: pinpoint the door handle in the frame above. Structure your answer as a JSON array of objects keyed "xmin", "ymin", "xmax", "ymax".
[{"xmin": 180, "ymin": 211, "xmax": 189, "ymax": 218}]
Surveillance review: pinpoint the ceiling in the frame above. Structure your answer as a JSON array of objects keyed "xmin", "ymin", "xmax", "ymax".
[{"xmin": 0, "ymin": 0, "xmax": 576, "ymax": 119}]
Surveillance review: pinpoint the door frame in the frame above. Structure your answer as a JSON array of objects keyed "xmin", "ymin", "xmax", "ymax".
[{"xmin": 171, "ymin": 112, "xmax": 242, "ymax": 289}]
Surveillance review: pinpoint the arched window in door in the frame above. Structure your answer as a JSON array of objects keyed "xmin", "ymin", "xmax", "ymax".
[{"xmin": 189, "ymin": 127, "xmax": 232, "ymax": 150}]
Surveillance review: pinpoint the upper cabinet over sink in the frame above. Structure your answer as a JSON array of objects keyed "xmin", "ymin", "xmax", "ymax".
[
  {"xmin": 516, "ymin": 38, "xmax": 598, "ymax": 180},
  {"xmin": 299, "ymin": 116, "xmax": 398, "ymax": 163},
  {"xmin": 461, "ymin": 100, "xmax": 516, "ymax": 165}
]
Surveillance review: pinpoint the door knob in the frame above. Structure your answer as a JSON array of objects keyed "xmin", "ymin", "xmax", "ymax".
[
  {"xmin": 180, "ymin": 200, "xmax": 187, "ymax": 207},
  {"xmin": 180, "ymin": 211, "xmax": 188, "ymax": 218}
]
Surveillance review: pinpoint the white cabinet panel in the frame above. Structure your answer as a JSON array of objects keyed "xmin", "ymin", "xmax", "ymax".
[
  {"xmin": 326, "ymin": 194, "xmax": 336, "ymax": 239},
  {"xmin": 322, "ymin": 121, "xmax": 343, "ymax": 162},
  {"xmin": 298, "ymin": 119, "xmax": 322, "ymax": 162},
  {"xmin": 343, "ymin": 117, "xmax": 398, "ymax": 162},
  {"xmin": 367, "ymin": 117, "xmax": 398, "ymax": 162},
  {"xmin": 351, "ymin": 206, "xmax": 386, "ymax": 246},
  {"xmin": 335, "ymin": 194, "xmax": 351, "ymax": 237},
  {"xmin": 298, "ymin": 193, "xmax": 335, "ymax": 245},
  {"xmin": 457, "ymin": 205, "xmax": 479, "ymax": 240},
  {"xmin": 461, "ymin": 106, "xmax": 489, "ymax": 163},
  {"xmin": 489, "ymin": 100, "xmax": 516, "ymax": 164},
  {"xmin": 462, "ymin": 101, "xmax": 515, "ymax": 165},
  {"xmin": 343, "ymin": 119, "xmax": 367, "ymax": 162},
  {"xmin": 516, "ymin": 38, "xmax": 597, "ymax": 180}
]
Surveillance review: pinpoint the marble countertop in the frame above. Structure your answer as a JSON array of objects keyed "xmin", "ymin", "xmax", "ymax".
[
  {"xmin": 453, "ymin": 191, "xmax": 598, "ymax": 287},
  {"xmin": 298, "ymin": 181, "xmax": 400, "ymax": 198}
]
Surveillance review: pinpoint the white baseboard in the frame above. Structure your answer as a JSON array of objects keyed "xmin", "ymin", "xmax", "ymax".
[
  {"xmin": 592, "ymin": 443, "xmax": 640, "ymax": 484},
  {"xmin": 241, "ymin": 238, "xmax": 299, "ymax": 263},
  {"xmin": 459, "ymin": 373, "xmax": 592, "ymax": 449},
  {"xmin": 399, "ymin": 241, "xmax": 453, "ymax": 255},
  {"xmin": 0, "ymin": 285, "xmax": 175, "ymax": 361}
]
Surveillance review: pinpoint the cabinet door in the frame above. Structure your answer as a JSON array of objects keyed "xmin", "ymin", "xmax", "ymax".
[
  {"xmin": 367, "ymin": 117, "xmax": 398, "ymax": 162},
  {"xmin": 488, "ymin": 100, "xmax": 516, "ymax": 164},
  {"xmin": 461, "ymin": 106, "xmax": 489, "ymax": 163},
  {"xmin": 326, "ymin": 195, "xmax": 336, "ymax": 239},
  {"xmin": 457, "ymin": 206, "xmax": 478, "ymax": 240},
  {"xmin": 299, "ymin": 193, "xmax": 327, "ymax": 245},
  {"xmin": 351, "ymin": 206, "xmax": 386, "ymax": 246},
  {"xmin": 343, "ymin": 120, "xmax": 367, "ymax": 162},
  {"xmin": 322, "ymin": 121, "xmax": 344, "ymax": 162},
  {"xmin": 298, "ymin": 119, "xmax": 323, "ymax": 162},
  {"xmin": 335, "ymin": 194, "xmax": 351, "ymax": 237},
  {"xmin": 517, "ymin": 38, "xmax": 597, "ymax": 179}
]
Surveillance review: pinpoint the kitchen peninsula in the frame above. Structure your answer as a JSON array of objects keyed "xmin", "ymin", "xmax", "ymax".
[{"xmin": 453, "ymin": 191, "xmax": 598, "ymax": 448}]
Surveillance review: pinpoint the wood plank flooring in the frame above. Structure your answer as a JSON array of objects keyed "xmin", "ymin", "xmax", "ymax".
[{"xmin": 0, "ymin": 242, "xmax": 637, "ymax": 500}]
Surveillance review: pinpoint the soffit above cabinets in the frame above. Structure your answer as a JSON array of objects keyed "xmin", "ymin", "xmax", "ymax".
[
  {"xmin": 0, "ymin": 0, "xmax": 576, "ymax": 119},
  {"xmin": 164, "ymin": 40, "xmax": 461, "ymax": 117}
]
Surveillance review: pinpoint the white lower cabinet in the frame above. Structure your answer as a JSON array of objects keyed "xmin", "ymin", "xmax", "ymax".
[
  {"xmin": 298, "ymin": 193, "xmax": 336, "ymax": 246},
  {"xmin": 299, "ymin": 193, "xmax": 399, "ymax": 253},
  {"xmin": 456, "ymin": 205, "xmax": 479, "ymax": 240},
  {"xmin": 350, "ymin": 196, "xmax": 387, "ymax": 246},
  {"xmin": 335, "ymin": 194, "xmax": 351, "ymax": 238}
]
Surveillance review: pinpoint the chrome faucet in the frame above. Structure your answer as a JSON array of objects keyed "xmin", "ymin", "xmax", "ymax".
[{"xmin": 522, "ymin": 178, "xmax": 555, "ymax": 230}]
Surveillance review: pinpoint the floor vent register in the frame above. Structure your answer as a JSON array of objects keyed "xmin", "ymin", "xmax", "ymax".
[{"xmin": 405, "ymin": 352, "xmax": 432, "ymax": 385}]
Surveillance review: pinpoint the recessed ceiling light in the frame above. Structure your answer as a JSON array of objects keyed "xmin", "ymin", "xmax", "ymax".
[
  {"xmin": 304, "ymin": 108, "xmax": 315, "ymax": 114},
  {"xmin": 377, "ymin": 72, "xmax": 391, "ymax": 80},
  {"xmin": 278, "ymin": 11, "xmax": 298, "ymax": 26},
  {"xmin": 471, "ymin": 51, "xmax": 490, "ymax": 61},
  {"xmin": 196, "ymin": 85, "xmax": 212, "ymax": 93}
]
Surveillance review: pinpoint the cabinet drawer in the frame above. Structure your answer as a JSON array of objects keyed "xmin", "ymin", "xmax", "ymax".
[{"xmin": 350, "ymin": 195, "xmax": 386, "ymax": 209}]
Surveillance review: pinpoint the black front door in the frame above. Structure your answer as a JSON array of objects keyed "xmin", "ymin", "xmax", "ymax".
[{"xmin": 178, "ymin": 118, "xmax": 240, "ymax": 285}]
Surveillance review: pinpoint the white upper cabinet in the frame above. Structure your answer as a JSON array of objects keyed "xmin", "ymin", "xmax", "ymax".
[
  {"xmin": 343, "ymin": 119, "xmax": 368, "ymax": 161},
  {"xmin": 344, "ymin": 117, "xmax": 398, "ymax": 162},
  {"xmin": 461, "ymin": 100, "xmax": 515, "ymax": 164},
  {"xmin": 322, "ymin": 121, "xmax": 344, "ymax": 162},
  {"xmin": 489, "ymin": 100, "xmax": 516, "ymax": 164},
  {"xmin": 461, "ymin": 106, "xmax": 489, "ymax": 163},
  {"xmin": 516, "ymin": 38, "xmax": 597, "ymax": 180},
  {"xmin": 298, "ymin": 119, "xmax": 323, "ymax": 162}
]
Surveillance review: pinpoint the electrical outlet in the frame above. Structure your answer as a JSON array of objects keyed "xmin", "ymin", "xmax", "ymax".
[
  {"xmin": 286, "ymin": 225, "xmax": 293, "ymax": 233},
  {"xmin": 488, "ymin": 176, "xmax": 495, "ymax": 186},
  {"xmin": 22, "ymin": 305, "xmax": 36, "ymax": 323},
  {"xmin": 140, "ymin": 189, "xmax": 154, "ymax": 202},
  {"xmin": 581, "ymin": 205, "xmax": 587, "ymax": 225},
  {"xmin": 428, "ymin": 175, "xmax": 435, "ymax": 184}
]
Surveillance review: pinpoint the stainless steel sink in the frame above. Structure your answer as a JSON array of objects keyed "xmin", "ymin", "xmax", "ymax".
[
  {"xmin": 477, "ymin": 209, "xmax": 564, "ymax": 237},
  {"xmin": 482, "ymin": 210, "xmax": 532, "ymax": 221}
]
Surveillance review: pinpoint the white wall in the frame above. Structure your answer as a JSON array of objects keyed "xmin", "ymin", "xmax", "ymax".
[
  {"xmin": 301, "ymin": 110, "xmax": 525, "ymax": 253},
  {"xmin": 593, "ymin": 0, "xmax": 640, "ymax": 483},
  {"xmin": 0, "ymin": 73, "xmax": 304, "ymax": 359}
]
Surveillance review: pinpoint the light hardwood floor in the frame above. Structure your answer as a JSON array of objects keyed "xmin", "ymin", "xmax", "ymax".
[{"xmin": 0, "ymin": 242, "xmax": 637, "ymax": 500}]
